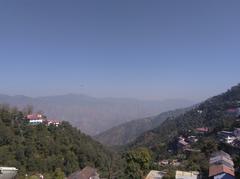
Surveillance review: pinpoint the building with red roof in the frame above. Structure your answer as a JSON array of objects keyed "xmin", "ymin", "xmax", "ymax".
[
  {"xmin": 26, "ymin": 113, "xmax": 61, "ymax": 127},
  {"xmin": 195, "ymin": 127, "xmax": 209, "ymax": 134},
  {"xmin": 209, "ymin": 151, "xmax": 235, "ymax": 179},
  {"xmin": 209, "ymin": 164, "xmax": 235, "ymax": 179}
]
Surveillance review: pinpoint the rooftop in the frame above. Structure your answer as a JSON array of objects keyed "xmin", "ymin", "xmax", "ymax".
[
  {"xmin": 195, "ymin": 127, "xmax": 209, "ymax": 132},
  {"xmin": 0, "ymin": 167, "xmax": 18, "ymax": 179},
  {"xmin": 68, "ymin": 166, "xmax": 99, "ymax": 179},
  {"xmin": 209, "ymin": 164, "xmax": 235, "ymax": 177},
  {"xmin": 145, "ymin": 170, "xmax": 165, "ymax": 179},
  {"xmin": 0, "ymin": 167, "xmax": 18, "ymax": 171},
  {"xmin": 175, "ymin": 170, "xmax": 199, "ymax": 179},
  {"xmin": 211, "ymin": 151, "xmax": 231, "ymax": 159},
  {"xmin": 210, "ymin": 156, "xmax": 234, "ymax": 167},
  {"xmin": 178, "ymin": 139, "xmax": 189, "ymax": 146}
]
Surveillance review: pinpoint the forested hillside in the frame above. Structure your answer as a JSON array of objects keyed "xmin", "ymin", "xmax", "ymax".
[
  {"xmin": 95, "ymin": 108, "xmax": 190, "ymax": 146},
  {"xmin": 0, "ymin": 105, "xmax": 124, "ymax": 179},
  {"xmin": 121, "ymin": 84, "xmax": 240, "ymax": 178},
  {"xmin": 2, "ymin": 84, "xmax": 240, "ymax": 179},
  {"xmin": 131, "ymin": 84, "xmax": 240, "ymax": 148}
]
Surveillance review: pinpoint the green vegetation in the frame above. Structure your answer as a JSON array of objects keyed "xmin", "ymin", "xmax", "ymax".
[
  {"xmin": 131, "ymin": 84, "xmax": 240, "ymax": 147},
  {"xmin": 124, "ymin": 84, "xmax": 240, "ymax": 177},
  {"xmin": 95, "ymin": 108, "xmax": 190, "ymax": 146},
  {"xmin": 1, "ymin": 84, "xmax": 240, "ymax": 178},
  {"xmin": 0, "ymin": 104, "xmax": 124, "ymax": 178},
  {"xmin": 124, "ymin": 147, "xmax": 152, "ymax": 179}
]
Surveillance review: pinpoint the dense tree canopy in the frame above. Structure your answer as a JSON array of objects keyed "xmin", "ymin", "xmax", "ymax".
[
  {"xmin": 124, "ymin": 147, "xmax": 152, "ymax": 179},
  {"xmin": 127, "ymin": 84, "xmax": 240, "ymax": 177},
  {"xmin": 0, "ymin": 105, "xmax": 123, "ymax": 178}
]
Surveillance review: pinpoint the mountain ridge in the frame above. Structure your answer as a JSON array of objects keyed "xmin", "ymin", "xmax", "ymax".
[
  {"xmin": 95, "ymin": 107, "xmax": 191, "ymax": 146},
  {"xmin": 0, "ymin": 93, "xmax": 196, "ymax": 135},
  {"xmin": 129, "ymin": 83, "xmax": 240, "ymax": 148}
]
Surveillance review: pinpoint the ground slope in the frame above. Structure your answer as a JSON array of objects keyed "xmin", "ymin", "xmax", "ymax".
[
  {"xmin": 95, "ymin": 108, "xmax": 190, "ymax": 146},
  {"xmin": 130, "ymin": 83, "xmax": 240, "ymax": 148},
  {"xmin": 0, "ymin": 105, "xmax": 123, "ymax": 178}
]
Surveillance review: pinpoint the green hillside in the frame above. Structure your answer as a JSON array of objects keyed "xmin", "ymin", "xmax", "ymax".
[
  {"xmin": 131, "ymin": 84, "xmax": 240, "ymax": 148},
  {"xmin": 95, "ymin": 108, "xmax": 190, "ymax": 146},
  {"xmin": 0, "ymin": 105, "xmax": 124, "ymax": 179},
  {"xmin": 2, "ymin": 84, "xmax": 240, "ymax": 179},
  {"xmin": 122, "ymin": 84, "xmax": 240, "ymax": 178}
]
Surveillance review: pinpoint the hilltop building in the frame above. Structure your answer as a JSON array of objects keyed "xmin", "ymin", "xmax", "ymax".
[
  {"xmin": 26, "ymin": 113, "xmax": 61, "ymax": 127},
  {"xmin": 26, "ymin": 113, "xmax": 45, "ymax": 125}
]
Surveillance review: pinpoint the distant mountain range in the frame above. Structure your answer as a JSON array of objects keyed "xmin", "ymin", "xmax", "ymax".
[
  {"xmin": 95, "ymin": 107, "xmax": 191, "ymax": 146},
  {"xmin": 0, "ymin": 94, "xmax": 196, "ymax": 135}
]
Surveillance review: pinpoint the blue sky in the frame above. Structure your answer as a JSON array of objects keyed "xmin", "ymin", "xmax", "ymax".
[{"xmin": 0, "ymin": 0, "xmax": 240, "ymax": 100}]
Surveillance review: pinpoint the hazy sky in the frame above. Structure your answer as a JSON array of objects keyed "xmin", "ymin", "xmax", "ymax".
[{"xmin": 0, "ymin": 0, "xmax": 240, "ymax": 101}]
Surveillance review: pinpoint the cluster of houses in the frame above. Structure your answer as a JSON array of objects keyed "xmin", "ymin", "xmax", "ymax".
[
  {"xmin": 177, "ymin": 135, "xmax": 199, "ymax": 151},
  {"xmin": 2, "ymin": 106, "xmax": 240, "ymax": 179},
  {"xmin": 209, "ymin": 151, "xmax": 235, "ymax": 179},
  {"xmin": 148, "ymin": 105, "xmax": 240, "ymax": 179},
  {"xmin": 217, "ymin": 128, "xmax": 240, "ymax": 148},
  {"xmin": 176, "ymin": 127, "xmax": 209, "ymax": 152},
  {"xmin": 175, "ymin": 106, "xmax": 240, "ymax": 152},
  {"xmin": 176, "ymin": 125, "xmax": 240, "ymax": 152},
  {"xmin": 147, "ymin": 151, "xmax": 236, "ymax": 179},
  {"xmin": 26, "ymin": 113, "xmax": 61, "ymax": 127}
]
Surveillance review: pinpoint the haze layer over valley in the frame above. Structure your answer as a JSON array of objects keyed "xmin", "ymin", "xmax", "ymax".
[{"xmin": 0, "ymin": 94, "xmax": 195, "ymax": 135}]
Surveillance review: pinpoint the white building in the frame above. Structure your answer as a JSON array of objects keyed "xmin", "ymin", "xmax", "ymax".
[
  {"xmin": 0, "ymin": 167, "xmax": 18, "ymax": 179},
  {"xmin": 225, "ymin": 136, "xmax": 236, "ymax": 144},
  {"xmin": 29, "ymin": 119, "xmax": 44, "ymax": 125},
  {"xmin": 175, "ymin": 170, "xmax": 199, "ymax": 179}
]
